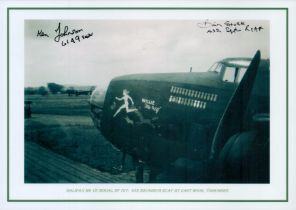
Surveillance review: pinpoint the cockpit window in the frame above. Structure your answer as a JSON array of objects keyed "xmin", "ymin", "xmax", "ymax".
[
  {"xmin": 222, "ymin": 66, "xmax": 236, "ymax": 82},
  {"xmin": 222, "ymin": 66, "xmax": 247, "ymax": 83},
  {"xmin": 228, "ymin": 60, "xmax": 251, "ymax": 66},
  {"xmin": 235, "ymin": 67, "xmax": 247, "ymax": 82},
  {"xmin": 208, "ymin": 62, "xmax": 223, "ymax": 73},
  {"xmin": 90, "ymin": 87, "xmax": 106, "ymax": 107},
  {"xmin": 208, "ymin": 60, "xmax": 250, "ymax": 84}
]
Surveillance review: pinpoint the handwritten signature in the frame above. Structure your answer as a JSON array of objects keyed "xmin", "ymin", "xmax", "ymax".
[
  {"xmin": 37, "ymin": 30, "xmax": 49, "ymax": 37},
  {"xmin": 36, "ymin": 22, "xmax": 93, "ymax": 46},
  {"xmin": 197, "ymin": 20, "xmax": 223, "ymax": 28},
  {"xmin": 54, "ymin": 22, "xmax": 83, "ymax": 42},
  {"xmin": 197, "ymin": 20, "xmax": 263, "ymax": 34}
]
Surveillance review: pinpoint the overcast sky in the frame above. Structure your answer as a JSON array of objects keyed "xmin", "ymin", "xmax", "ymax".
[{"xmin": 25, "ymin": 20, "xmax": 269, "ymax": 89}]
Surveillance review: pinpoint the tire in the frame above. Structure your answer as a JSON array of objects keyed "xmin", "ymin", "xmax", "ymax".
[{"xmin": 215, "ymin": 131, "xmax": 269, "ymax": 183}]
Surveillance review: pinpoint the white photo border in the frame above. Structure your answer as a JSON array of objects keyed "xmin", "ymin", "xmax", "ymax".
[{"xmin": 2, "ymin": 4, "xmax": 291, "ymax": 205}]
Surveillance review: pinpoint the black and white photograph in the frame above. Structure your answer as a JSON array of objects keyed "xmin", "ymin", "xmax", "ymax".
[
  {"xmin": 24, "ymin": 20, "xmax": 270, "ymax": 184},
  {"xmin": 1, "ymin": 2, "xmax": 294, "ymax": 209}
]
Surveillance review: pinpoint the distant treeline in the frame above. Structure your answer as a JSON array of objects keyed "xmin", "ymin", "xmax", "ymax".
[{"xmin": 25, "ymin": 83, "xmax": 96, "ymax": 96}]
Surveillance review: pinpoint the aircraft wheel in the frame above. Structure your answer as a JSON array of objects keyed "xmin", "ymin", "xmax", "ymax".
[{"xmin": 216, "ymin": 131, "xmax": 269, "ymax": 183}]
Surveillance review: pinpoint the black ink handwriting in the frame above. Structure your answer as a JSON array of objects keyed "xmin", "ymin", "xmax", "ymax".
[
  {"xmin": 61, "ymin": 33, "xmax": 94, "ymax": 47},
  {"xmin": 224, "ymin": 21, "xmax": 245, "ymax": 27},
  {"xmin": 198, "ymin": 20, "xmax": 264, "ymax": 35},
  {"xmin": 245, "ymin": 25, "xmax": 264, "ymax": 32},
  {"xmin": 197, "ymin": 20, "xmax": 223, "ymax": 28},
  {"xmin": 37, "ymin": 29, "xmax": 49, "ymax": 37},
  {"xmin": 225, "ymin": 27, "xmax": 242, "ymax": 34},
  {"xmin": 54, "ymin": 22, "xmax": 83, "ymax": 42}
]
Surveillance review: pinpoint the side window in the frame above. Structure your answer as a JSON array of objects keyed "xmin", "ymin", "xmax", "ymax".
[
  {"xmin": 208, "ymin": 62, "xmax": 223, "ymax": 73},
  {"xmin": 222, "ymin": 67, "xmax": 236, "ymax": 82},
  {"xmin": 222, "ymin": 67, "xmax": 247, "ymax": 83},
  {"xmin": 235, "ymin": 67, "xmax": 247, "ymax": 83}
]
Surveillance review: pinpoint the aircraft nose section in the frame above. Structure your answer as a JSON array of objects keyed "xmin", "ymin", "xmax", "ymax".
[
  {"xmin": 90, "ymin": 87, "xmax": 105, "ymax": 107},
  {"xmin": 90, "ymin": 87, "xmax": 106, "ymax": 129}
]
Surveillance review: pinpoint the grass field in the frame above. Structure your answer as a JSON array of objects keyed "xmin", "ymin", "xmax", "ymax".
[
  {"xmin": 25, "ymin": 94, "xmax": 135, "ymax": 179},
  {"xmin": 25, "ymin": 94, "xmax": 92, "ymax": 116}
]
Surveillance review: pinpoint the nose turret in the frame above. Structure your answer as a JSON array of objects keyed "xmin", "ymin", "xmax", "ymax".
[{"xmin": 90, "ymin": 87, "xmax": 106, "ymax": 129}]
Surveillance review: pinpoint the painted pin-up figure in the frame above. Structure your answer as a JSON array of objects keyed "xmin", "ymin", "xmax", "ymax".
[{"xmin": 113, "ymin": 89, "xmax": 137, "ymax": 117}]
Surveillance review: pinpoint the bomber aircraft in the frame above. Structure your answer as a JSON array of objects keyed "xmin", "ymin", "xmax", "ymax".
[{"xmin": 90, "ymin": 50, "xmax": 270, "ymax": 183}]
